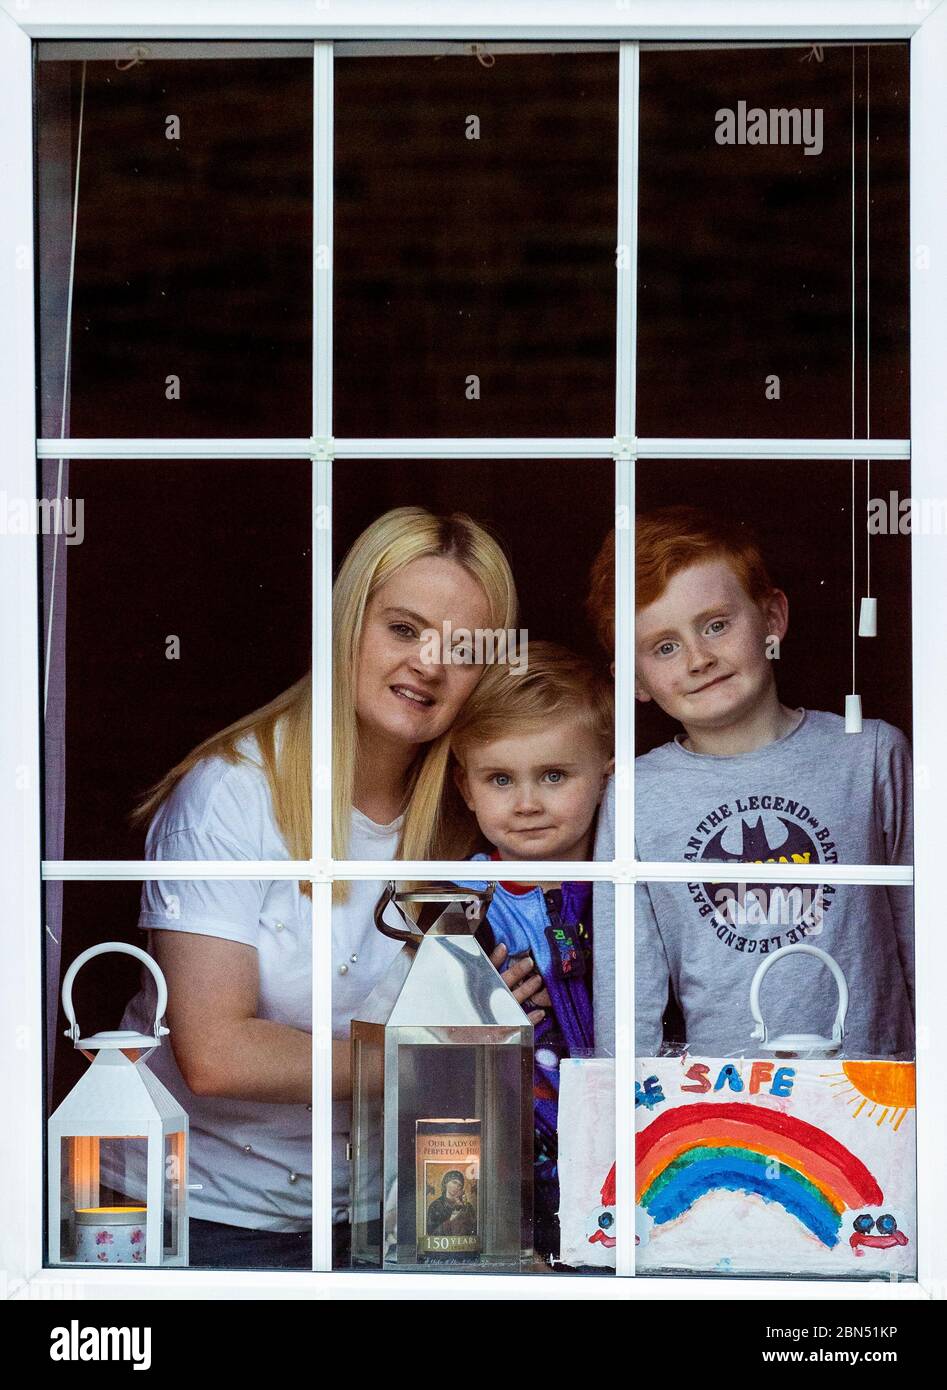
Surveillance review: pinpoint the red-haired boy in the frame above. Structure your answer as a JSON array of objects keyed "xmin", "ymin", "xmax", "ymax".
[{"xmin": 588, "ymin": 506, "xmax": 913, "ymax": 1058}]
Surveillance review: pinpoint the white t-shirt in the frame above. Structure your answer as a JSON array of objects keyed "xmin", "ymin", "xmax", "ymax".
[{"xmin": 112, "ymin": 734, "xmax": 404, "ymax": 1231}]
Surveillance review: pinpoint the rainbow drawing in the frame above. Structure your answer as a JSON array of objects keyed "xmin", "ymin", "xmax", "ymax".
[{"xmin": 637, "ymin": 1102, "xmax": 883, "ymax": 1248}]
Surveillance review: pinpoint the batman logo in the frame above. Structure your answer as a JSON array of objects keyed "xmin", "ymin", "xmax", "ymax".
[{"xmin": 700, "ymin": 816, "xmax": 822, "ymax": 932}]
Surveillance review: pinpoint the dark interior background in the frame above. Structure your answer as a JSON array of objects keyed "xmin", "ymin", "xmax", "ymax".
[
  {"xmin": 637, "ymin": 44, "xmax": 909, "ymax": 438},
  {"xmin": 635, "ymin": 458, "xmax": 913, "ymax": 754},
  {"xmin": 333, "ymin": 50, "xmax": 619, "ymax": 437},
  {"xmin": 36, "ymin": 53, "xmax": 313, "ymax": 438},
  {"xmin": 332, "ymin": 458, "xmax": 613, "ymax": 657},
  {"xmin": 39, "ymin": 42, "xmax": 911, "ymax": 1106}
]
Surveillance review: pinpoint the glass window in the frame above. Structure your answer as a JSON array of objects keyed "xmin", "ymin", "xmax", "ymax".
[
  {"xmin": 35, "ymin": 47, "xmax": 313, "ymax": 438},
  {"xmin": 334, "ymin": 48, "xmax": 618, "ymax": 437},
  {"xmin": 636, "ymin": 45, "xmax": 909, "ymax": 438},
  {"xmin": 633, "ymin": 457, "xmax": 912, "ymax": 862},
  {"xmin": 634, "ymin": 886, "xmax": 915, "ymax": 1279},
  {"xmin": 41, "ymin": 459, "xmax": 311, "ymax": 860},
  {"xmin": 48, "ymin": 880, "xmax": 313, "ymax": 1272},
  {"xmin": 335, "ymin": 877, "xmax": 609, "ymax": 1274},
  {"xmin": 34, "ymin": 35, "xmax": 914, "ymax": 1290}
]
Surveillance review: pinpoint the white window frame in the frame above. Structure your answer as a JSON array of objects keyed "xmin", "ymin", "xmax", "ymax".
[{"xmin": 2, "ymin": 0, "xmax": 944, "ymax": 1302}]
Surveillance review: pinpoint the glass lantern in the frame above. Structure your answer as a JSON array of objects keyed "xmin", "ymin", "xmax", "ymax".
[
  {"xmin": 48, "ymin": 942, "xmax": 188, "ymax": 1266},
  {"xmin": 350, "ymin": 884, "xmax": 534, "ymax": 1272}
]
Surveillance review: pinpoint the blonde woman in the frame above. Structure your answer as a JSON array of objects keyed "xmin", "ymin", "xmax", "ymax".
[{"xmin": 111, "ymin": 508, "xmax": 548, "ymax": 1269}]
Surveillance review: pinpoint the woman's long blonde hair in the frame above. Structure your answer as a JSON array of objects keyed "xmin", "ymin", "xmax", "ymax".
[
  {"xmin": 332, "ymin": 506, "xmax": 518, "ymax": 901},
  {"xmin": 132, "ymin": 507, "xmax": 517, "ymax": 902}
]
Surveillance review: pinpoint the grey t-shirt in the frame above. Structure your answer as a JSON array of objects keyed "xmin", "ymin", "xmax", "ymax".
[{"xmin": 593, "ymin": 709, "xmax": 914, "ymax": 1060}]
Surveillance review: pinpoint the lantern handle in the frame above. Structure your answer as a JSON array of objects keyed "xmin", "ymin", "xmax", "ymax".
[
  {"xmin": 61, "ymin": 941, "xmax": 170, "ymax": 1047},
  {"xmin": 749, "ymin": 944, "xmax": 849, "ymax": 1049},
  {"xmin": 373, "ymin": 882, "xmax": 426, "ymax": 943},
  {"xmin": 373, "ymin": 881, "xmax": 494, "ymax": 942}
]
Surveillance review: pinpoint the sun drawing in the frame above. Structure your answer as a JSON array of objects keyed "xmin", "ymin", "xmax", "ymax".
[{"xmin": 822, "ymin": 1061, "xmax": 916, "ymax": 1131}]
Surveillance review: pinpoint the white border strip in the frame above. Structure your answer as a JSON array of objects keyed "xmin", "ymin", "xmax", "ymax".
[
  {"xmin": 36, "ymin": 436, "xmax": 911, "ymax": 460},
  {"xmin": 40, "ymin": 859, "xmax": 914, "ymax": 886},
  {"xmin": 311, "ymin": 40, "xmax": 334, "ymax": 1274},
  {"xmin": 334, "ymin": 438, "xmax": 615, "ymax": 459},
  {"xmin": 638, "ymin": 39, "xmax": 907, "ymax": 51},
  {"xmin": 614, "ymin": 40, "xmax": 638, "ymax": 1280},
  {"xmin": 42, "ymin": 860, "xmax": 316, "ymax": 880},
  {"xmin": 36, "ymin": 41, "xmax": 315, "ymax": 59},
  {"xmin": 35, "ymin": 438, "xmax": 324, "ymax": 458},
  {"xmin": 614, "ymin": 883, "xmax": 635, "ymax": 1278},
  {"xmin": 311, "ymin": 881, "xmax": 333, "ymax": 1272},
  {"xmin": 12, "ymin": 1264, "xmax": 929, "ymax": 1301},
  {"xmin": 4, "ymin": 0, "xmax": 929, "ymax": 42},
  {"xmin": 909, "ymin": 0, "xmax": 947, "ymax": 1302},
  {"xmin": 336, "ymin": 41, "xmax": 620, "ymax": 55},
  {"xmin": 615, "ymin": 43, "xmax": 637, "ymax": 445},
  {"xmin": 635, "ymin": 861, "xmax": 914, "ymax": 885},
  {"xmin": 614, "ymin": 41, "xmax": 637, "ymax": 864},
  {"xmin": 636, "ymin": 438, "xmax": 910, "ymax": 459},
  {"xmin": 313, "ymin": 45, "xmax": 333, "ymax": 445},
  {"xmin": 0, "ymin": 7, "xmax": 43, "ymax": 1294},
  {"xmin": 33, "ymin": 39, "xmax": 909, "ymax": 61}
]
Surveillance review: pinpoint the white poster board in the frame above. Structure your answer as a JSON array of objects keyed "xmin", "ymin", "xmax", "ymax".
[
  {"xmin": 558, "ymin": 1055, "xmax": 916, "ymax": 1277},
  {"xmin": 557, "ymin": 1058, "xmax": 616, "ymax": 1269}
]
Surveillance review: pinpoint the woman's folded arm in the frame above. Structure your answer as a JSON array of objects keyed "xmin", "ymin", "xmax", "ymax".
[{"xmin": 151, "ymin": 931, "xmax": 340, "ymax": 1104}]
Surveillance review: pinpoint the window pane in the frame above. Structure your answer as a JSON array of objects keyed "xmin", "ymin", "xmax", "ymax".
[
  {"xmin": 335, "ymin": 878, "xmax": 613, "ymax": 1275},
  {"xmin": 636, "ymin": 44, "xmax": 909, "ymax": 438},
  {"xmin": 332, "ymin": 456, "xmax": 614, "ymax": 859},
  {"xmin": 57, "ymin": 1136, "xmax": 148, "ymax": 1264},
  {"xmin": 634, "ymin": 458, "xmax": 912, "ymax": 867},
  {"xmin": 634, "ymin": 886, "xmax": 915, "ymax": 1279},
  {"xmin": 40, "ymin": 460, "xmax": 311, "ymax": 859},
  {"xmin": 35, "ymin": 47, "xmax": 313, "ymax": 438},
  {"xmin": 635, "ymin": 878, "xmax": 913, "ymax": 1060},
  {"xmin": 48, "ymin": 880, "xmax": 313, "ymax": 1271},
  {"xmin": 334, "ymin": 49, "xmax": 618, "ymax": 437}
]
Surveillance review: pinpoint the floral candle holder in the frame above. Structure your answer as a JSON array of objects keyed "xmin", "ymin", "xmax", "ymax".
[{"xmin": 75, "ymin": 1206, "xmax": 148, "ymax": 1264}]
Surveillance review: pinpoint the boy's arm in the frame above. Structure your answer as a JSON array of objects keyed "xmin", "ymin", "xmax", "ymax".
[
  {"xmin": 593, "ymin": 780, "xmax": 674, "ymax": 1054},
  {"xmin": 877, "ymin": 722, "xmax": 915, "ymax": 1015},
  {"xmin": 635, "ymin": 881, "xmax": 673, "ymax": 1056}
]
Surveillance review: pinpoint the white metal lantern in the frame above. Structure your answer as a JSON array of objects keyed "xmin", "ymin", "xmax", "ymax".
[
  {"xmin": 48, "ymin": 942, "xmax": 189, "ymax": 1267},
  {"xmin": 749, "ymin": 944, "xmax": 850, "ymax": 1059}
]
